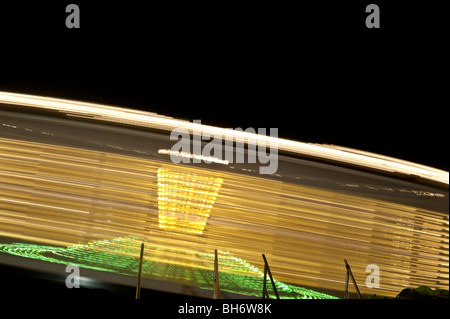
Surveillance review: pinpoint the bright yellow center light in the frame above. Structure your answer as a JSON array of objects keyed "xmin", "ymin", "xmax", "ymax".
[{"xmin": 157, "ymin": 168, "xmax": 223, "ymax": 234}]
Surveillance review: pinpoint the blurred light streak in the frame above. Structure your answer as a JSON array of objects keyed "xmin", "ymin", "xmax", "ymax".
[
  {"xmin": 0, "ymin": 237, "xmax": 337, "ymax": 299},
  {"xmin": 0, "ymin": 136, "xmax": 448, "ymax": 297},
  {"xmin": 158, "ymin": 149, "xmax": 229, "ymax": 165},
  {"xmin": 0, "ymin": 197, "xmax": 89, "ymax": 214},
  {"xmin": 0, "ymin": 91, "xmax": 448, "ymax": 185}
]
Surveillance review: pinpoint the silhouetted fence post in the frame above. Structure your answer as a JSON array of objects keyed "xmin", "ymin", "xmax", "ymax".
[
  {"xmin": 344, "ymin": 259, "xmax": 362, "ymax": 299},
  {"xmin": 213, "ymin": 249, "xmax": 220, "ymax": 299},
  {"xmin": 136, "ymin": 242, "xmax": 144, "ymax": 299},
  {"xmin": 262, "ymin": 254, "xmax": 280, "ymax": 299}
]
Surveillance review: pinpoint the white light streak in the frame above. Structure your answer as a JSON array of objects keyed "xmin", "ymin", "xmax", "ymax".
[
  {"xmin": 158, "ymin": 149, "xmax": 229, "ymax": 165},
  {"xmin": 1, "ymin": 91, "xmax": 447, "ymax": 185}
]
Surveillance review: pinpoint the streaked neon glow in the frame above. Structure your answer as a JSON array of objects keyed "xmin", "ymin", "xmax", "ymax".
[
  {"xmin": 0, "ymin": 91, "xmax": 447, "ymax": 185},
  {"xmin": 0, "ymin": 236, "xmax": 337, "ymax": 299},
  {"xmin": 0, "ymin": 137, "xmax": 448, "ymax": 297},
  {"xmin": 157, "ymin": 168, "xmax": 223, "ymax": 234}
]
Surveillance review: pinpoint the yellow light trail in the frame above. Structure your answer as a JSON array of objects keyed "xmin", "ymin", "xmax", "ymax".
[
  {"xmin": 157, "ymin": 168, "xmax": 223, "ymax": 234},
  {"xmin": 0, "ymin": 91, "xmax": 448, "ymax": 185},
  {"xmin": 0, "ymin": 137, "xmax": 448, "ymax": 297}
]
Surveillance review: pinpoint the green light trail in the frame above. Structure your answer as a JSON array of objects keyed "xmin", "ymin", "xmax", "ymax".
[{"xmin": 0, "ymin": 236, "xmax": 338, "ymax": 299}]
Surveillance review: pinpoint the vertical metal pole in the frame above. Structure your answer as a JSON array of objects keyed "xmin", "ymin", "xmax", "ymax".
[
  {"xmin": 344, "ymin": 259, "xmax": 363, "ymax": 299},
  {"xmin": 213, "ymin": 249, "xmax": 221, "ymax": 299},
  {"xmin": 262, "ymin": 254, "xmax": 280, "ymax": 299},
  {"xmin": 136, "ymin": 242, "xmax": 144, "ymax": 300},
  {"xmin": 344, "ymin": 267, "xmax": 350, "ymax": 299},
  {"xmin": 262, "ymin": 262, "xmax": 267, "ymax": 299}
]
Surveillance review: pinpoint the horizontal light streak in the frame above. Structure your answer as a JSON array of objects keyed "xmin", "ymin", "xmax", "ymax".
[
  {"xmin": 1, "ymin": 91, "xmax": 448, "ymax": 185},
  {"xmin": 0, "ymin": 137, "xmax": 448, "ymax": 297},
  {"xmin": 0, "ymin": 197, "xmax": 89, "ymax": 214},
  {"xmin": 158, "ymin": 149, "xmax": 229, "ymax": 165}
]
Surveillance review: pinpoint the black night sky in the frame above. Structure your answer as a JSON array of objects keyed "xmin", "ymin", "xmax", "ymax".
[{"xmin": 1, "ymin": 1, "xmax": 447, "ymax": 171}]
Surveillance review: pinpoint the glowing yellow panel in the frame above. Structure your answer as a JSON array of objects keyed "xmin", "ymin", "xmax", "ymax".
[{"xmin": 157, "ymin": 168, "xmax": 223, "ymax": 234}]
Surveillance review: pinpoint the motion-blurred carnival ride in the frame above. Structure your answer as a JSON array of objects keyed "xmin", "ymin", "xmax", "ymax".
[{"xmin": 0, "ymin": 91, "xmax": 448, "ymax": 298}]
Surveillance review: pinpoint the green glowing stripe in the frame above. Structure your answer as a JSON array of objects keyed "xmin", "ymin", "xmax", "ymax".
[{"xmin": 0, "ymin": 237, "xmax": 338, "ymax": 299}]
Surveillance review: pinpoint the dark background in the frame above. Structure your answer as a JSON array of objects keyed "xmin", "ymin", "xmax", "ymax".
[{"xmin": 1, "ymin": 1, "xmax": 447, "ymax": 170}]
